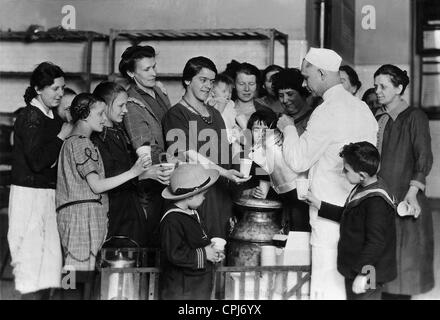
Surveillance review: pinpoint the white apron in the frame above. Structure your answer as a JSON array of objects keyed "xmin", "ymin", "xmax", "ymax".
[{"xmin": 8, "ymin": 185, "xmax": 62, "ymax": 294}]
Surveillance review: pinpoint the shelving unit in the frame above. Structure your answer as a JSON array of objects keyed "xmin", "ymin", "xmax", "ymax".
[
  {"xmin": 0, "ymin": 29, "xmax": 108, "ymax": 92},
  {"xmin": 107, "ymin": 28, "xmax": 289, "ymax": 78},
  {"xmin": 414, "ymin": 0, "xmax": 440, "ymax": 119}
]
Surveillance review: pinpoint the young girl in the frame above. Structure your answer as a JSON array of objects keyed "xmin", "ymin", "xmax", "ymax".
[
  {"xmin": 56, "ymin": 93, "xmax": 149, "ymax": 298},
  {"xmin": 92, "ymin": 81, "xmax": 159, "ymax": 247},
  {"xmin": 248, "ymin": 110, "xmax": 310, "ymax": 232}
]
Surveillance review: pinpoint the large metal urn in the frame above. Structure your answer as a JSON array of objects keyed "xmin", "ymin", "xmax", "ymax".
[{"xmin": 227, "ymin": 196, "xmax": 283, "ymax": 266}]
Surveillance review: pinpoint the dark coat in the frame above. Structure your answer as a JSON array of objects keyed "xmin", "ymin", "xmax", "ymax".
[
  {"xmin": 91, "ymin": 125, "xmax": 148, "ymax": 246},
  {"xmin": 159, "ymin": 205, "xmax": 213, "ymax": 300},
  {"xmin": 377, "ymin": 106, "xmax": 434, "ymax": 295},
  {"xmin": 318, "ymin": 179, "xmax": 397, "ymax": 284}
]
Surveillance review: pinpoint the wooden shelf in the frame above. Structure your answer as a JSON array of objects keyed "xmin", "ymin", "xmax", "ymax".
[
  {"xmin": 111, "ymin": 28, "xmax": 288, "ymax": 43},
  {"xmin": 108, "ymin": 28, "xmax": 289, "ymax": 75},
  {"xmin": 0, "ymin": 30, "xmax": 108, "ymax": 42},
  {"xmin": 0, "ymin": 29, "xmax": 108, "ymax": 92},
  {"xmin": 0, "ymin": 71, "xmax": 108, "ymax": 80}
]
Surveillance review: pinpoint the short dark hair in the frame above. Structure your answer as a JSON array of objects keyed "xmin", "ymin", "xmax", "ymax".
[
  {"xmin": 118, "ymin": 45, "xmax": 156, "ymax": 79},
  {"xmin": 247, "ymin": 109, "xmax": 278, "ymax": 131},
  {"xmin": 24, "ymin": 61, "xmax": 65, "ymax": 104},
  {"xmin": 361, "ymin": 87, "xmax": 377, "ymax": 102},
  {"xmin": 339, "ymin": 142, "xmax": 380, "ymax": 176},
  {"xmin": 374, "ymin": 64, "xmax": 410, "ymax": 95},
  {"xmin": 70, "ymin": 92, "xmax": 105, "ymax": 123},
  {"xmin": 182, "ymin": 56, "xmax": 217, "ymax": 89},
  {"xmin": 214, "ymin": 73, "xmax": 234, "ymax": 89},
  {"xmin": 272, "ymin": 68, "xmax": 310, "ymax": 97},
  {"xmin": 339, "ymin": 65, "xmax": 362, "ymax": 94},
  {"xmin": 63, "ymin": 87, "xmax": 77, "ymax": 96},
  {"xmin": 93, "ymin": 81, "xmax": 126, "ymax": 107}
]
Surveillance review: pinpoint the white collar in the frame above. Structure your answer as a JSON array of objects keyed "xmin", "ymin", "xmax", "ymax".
[
  {"xmin": 30, "ymin": 98, "xmax": 54, "ymax": 119},
  {"xmin": 322, "ymin": 84, "xmax": 346, "ymax": 101}
]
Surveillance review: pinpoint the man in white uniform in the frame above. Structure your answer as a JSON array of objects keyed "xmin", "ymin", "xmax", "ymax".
[{"xmin": 277, "ymin": 48, "xmax": 378, "ymax": 299}]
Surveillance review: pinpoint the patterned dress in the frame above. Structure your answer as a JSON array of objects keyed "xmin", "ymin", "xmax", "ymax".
[{"xmin": 56, "ymin": 135, "xmax": 109, "ymax": 271}]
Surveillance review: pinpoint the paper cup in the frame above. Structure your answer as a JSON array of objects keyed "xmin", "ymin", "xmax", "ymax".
[
  {"xmin": 136, "ymin": 145, "xmax": 151, "ymax": 160},
  {"xmin": 240, "ymin": 158, "xmax": 253, "ymax": 177},
  {"xmin": 296, "ymin": 178, "xmax": 310, "ymax": 200},
  {"xmin": 211, "ymin": 237, "xmax": 226, "ymax": 251},
  {"xmin": 258, "ymin": 180, "xmax": 271, "ymax": 199},
  {"xmin": 260, "ymin": 245, "xmax": 277, "ymax": 266},
  {"xmin": 397, "ymin": 201, "xmax": 416, "ymax": 217}
]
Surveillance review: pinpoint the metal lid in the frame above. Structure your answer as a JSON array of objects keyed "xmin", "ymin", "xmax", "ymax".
[
  {"xmin": 105, "ymin": 251, "xmax": 135, "ymax": 268},
  {"xmin": 234, "ymin": 196, "xmax": 282, "ymax": 210}
]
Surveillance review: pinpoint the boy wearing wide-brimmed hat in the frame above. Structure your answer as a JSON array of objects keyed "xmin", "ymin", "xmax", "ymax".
[{"xmin": 159, "ymin": 164, "xmax": 225, "ymax": 300}]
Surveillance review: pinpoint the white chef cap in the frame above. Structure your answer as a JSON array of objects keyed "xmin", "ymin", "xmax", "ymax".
[{"xmin": 304, "ymin": 48, "xmax": 342, "ymax": 72}]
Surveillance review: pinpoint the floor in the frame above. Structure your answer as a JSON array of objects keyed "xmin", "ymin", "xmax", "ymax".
[{"xmin": 1, "ymin": 202, "xmax": 440, "ymax": 300}]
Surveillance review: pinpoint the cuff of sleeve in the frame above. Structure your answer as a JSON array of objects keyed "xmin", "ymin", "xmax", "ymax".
[
  {"xmin": 411, "ymin": 172, "xmax": 426, "ymax": 186},
  {"xmin": 284, "ymin": 125, "xmax": 298, "ymax": 137},
  {"xmin": 410, "ymin": 179, "xmax": 425, "ymax": 192},
  {"xmin": 196, "ymin": 248, "xmax": 206, "ymax": 269}
]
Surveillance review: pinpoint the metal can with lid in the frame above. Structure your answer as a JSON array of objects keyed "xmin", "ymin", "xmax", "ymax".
[{"xmin": 227, "ymin": 196, "xmax": 283, "ymax": 266}]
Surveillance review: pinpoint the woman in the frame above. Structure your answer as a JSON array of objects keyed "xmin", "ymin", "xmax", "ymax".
[
  {"xmin": 119, "ymin": 45, "xmax": 173, "ymax": 247},
  {"xmin": 8, "ymin": 61, "xmax": 72, "ymax": 299},
  {"xmin": 339, "ymin": 65, "xmax": 362, "ymax": 96},
  {"xmin": 56, "ymin": 93, "xmax": 148, "ymax": 299},
  {"xmin": 272, "ymin": 68, "xmax": 313, "ymax": 135},
  {"xmin": 233, "ymin": 62, "xmax": 276, "ymax": 129},
  {"xmin": 92, "ymin": 82, "xmax": 158, "ymax": 247},
  {"xmin": 255, "ymin": 64, "xmax": 284, "ymax": 114},
  {"xmin": 374, "ymin": 64, "xmax": 434, "ymax": 299},
  {"xmin": 162, "ymin": 56, "xmax": 249, "ymax": 239}
]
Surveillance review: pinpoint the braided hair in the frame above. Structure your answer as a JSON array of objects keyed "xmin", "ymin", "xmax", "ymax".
[{"xmin": 70, "ymin": 93, "xmax": 105, "ymax": 123}]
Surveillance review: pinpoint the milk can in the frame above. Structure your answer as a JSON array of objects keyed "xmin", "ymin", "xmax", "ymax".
[
  {"xmin": 227, "ymin": 196, "xmax": 283, "ymax": 266},
  {"xmin": 99, "ymin": 236, "xmax": 140, "ymax": 300}
]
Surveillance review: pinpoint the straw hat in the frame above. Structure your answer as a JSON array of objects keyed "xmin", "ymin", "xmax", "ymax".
[{"xmin": 161, "ymin": 163, "xmax": 219, "ymax": 200}]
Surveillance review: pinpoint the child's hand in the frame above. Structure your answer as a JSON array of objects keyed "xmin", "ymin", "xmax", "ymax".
[
  {"xmin": 352, "ymin": 275, "xmax": 368, "ymax": 294},
  {"xmin": 212, "ymin": 97, "xmax": 229, "ymax": 113},
  {"xmin": 277, "ymin": 114, "xmax": 295, "ymax": 132},
  {"xmin": 131, "ymin": 155, "xmax": 152, "ymax": 176},
  {"xmin": 141, "ymin": 164, "xmax": 173, "ymax": 185},
  {"xmin": 205, "ymin": 244, "xmax": 223, "ymax": 263},
  {"xmin": 302, "ymin": 191, "xmax": 321, "ymax": 209},
  {"xmin": 252, "ymin": 186, "xmax": 265, "ymax": 199}
]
